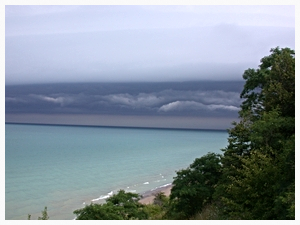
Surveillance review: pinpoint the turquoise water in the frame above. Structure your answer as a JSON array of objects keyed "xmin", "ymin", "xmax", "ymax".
[{"xmin": 5, "ymin": 124, "xmax": 228, "ymax": 220}]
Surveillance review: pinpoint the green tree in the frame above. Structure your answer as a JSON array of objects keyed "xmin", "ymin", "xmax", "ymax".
[
  {"xmin": 221, "ymin": 143, "xmax": 294, "ymax": 219},
  {"xmin": 143, "ymin": 204, "xmax": 166, "ymax": 220},
  {"xmin": 153, "ymin": 192, "xmax": 168, "ymax": 207},
  {"xmin": 239, "ymin": 47, "xmax": 294, "ymax": 120},
  {"xmin": 216, "ymin": 47, "xmax": 295, "ymax": 219},
  {"xmin": 73, "ymin": 202, "xmax": 124, "ymax": 220},
  {"xmin": 167, "ymin": 153, "xmax": 222, "ymax": 219},
  {"xmin": 143, "ymin": 193, "xmax": 169, "ymax": 220},
  {"xmin": 28, "ymin": 206, "xmax": 49, "ymax": 220},
  {"xmin": 263, "ymin": 47, "xmax": 295, "ymax": 118},
  {"xmin": 74, "ymin": 190, "xmax": 148, "ymax": 220},
  {"xmin": 221, "ymin": 47, "xmax": 294, "ymax": 163}
]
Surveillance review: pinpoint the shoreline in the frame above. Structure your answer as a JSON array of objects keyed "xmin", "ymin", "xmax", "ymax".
[{"xmin": 139, "ymin": 184, "xmax": 173, "ymax": 205}]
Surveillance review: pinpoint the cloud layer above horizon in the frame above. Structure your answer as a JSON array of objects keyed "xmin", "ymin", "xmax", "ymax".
[
  {"xmin": 5, "ymin": 81, "xmax": 243, "ymax": 118},
  {"xmin": 5, "ymin": 81, "xmax": 244, "ymax": 129},
  {"xmin": 5, "ymin": 5, "xmax": 295, "ymax": 84}
]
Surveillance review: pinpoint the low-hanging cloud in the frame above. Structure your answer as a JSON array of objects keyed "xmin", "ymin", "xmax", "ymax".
[
  {"xmin": 5, "ymin": 81, "xmax": 243, "ymax": 118},
  {"xmin": 100, "ymin": 89, "xmax": 241, "ymax": 113},
  {"xmin": 102, "ymin": 93, "xmax": 163, "ymax": 108},
  {"xmin": 158, "ymin": 101, "xmax": 239, "ymax": 112},
  {"xmin": 158, "ymin": 101, "xmax": 203, "ymax": 112},
  {"xmin": 30, "ymin": 94, "xmax": 74, "ymax": 106}
]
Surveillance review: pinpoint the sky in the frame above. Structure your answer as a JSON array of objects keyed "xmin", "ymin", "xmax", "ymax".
[
  {"xmin": 5, "ymin": 4, "xmax": 295, "ymax": 84},
  {"xmin": 4, "ymin": 3, "xmax": 296, "ymax": 129}
]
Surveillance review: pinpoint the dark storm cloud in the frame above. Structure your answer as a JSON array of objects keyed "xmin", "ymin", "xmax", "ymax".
[
  {"xmin": 5, "ymin": 81, "xmax": 244, "ymax": 118},
  {"xmin": 100, "ymin": 89, "xmax": 241, "ymax": 115}
]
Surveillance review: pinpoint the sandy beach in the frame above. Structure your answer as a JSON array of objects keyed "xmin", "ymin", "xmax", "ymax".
[{"xmin": 139, "ymin": 184, "xmax": 173, "ymax": 205}]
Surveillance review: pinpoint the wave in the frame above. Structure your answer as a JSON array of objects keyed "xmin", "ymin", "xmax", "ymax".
[
  {"xmin": 90, "ymin": 176, "xmax": 169, "ymax": 204},
  {"xmin": 91, "ymin": 191, "xmax": 114, "ymax": 202},
  {"xmin": 159, "ymin": 183, "xmax": 172, "ymax": 188},
  {"xmin": 125, "ymin": 189, "xmax": 136, "ymax": 193},
  {"xmin": 150, "ymin": 183, "xmax": 172, "ymax": 191}
]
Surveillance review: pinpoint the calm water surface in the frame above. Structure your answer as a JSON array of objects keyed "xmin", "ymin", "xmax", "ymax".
[{"xmin": 5, "ymin": 124, "xmax": 228, "ymax": 220}]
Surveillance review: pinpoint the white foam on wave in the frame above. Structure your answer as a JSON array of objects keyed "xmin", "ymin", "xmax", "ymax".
[
  {"xmin": 150, "ymin": 183, "xmax": 172, "ymax": 191},
  {"xmin": 91, "ymin": 196, "xmax": 106, "ymax": 202},
  {"xmin": 125, "ymin": 189, "xmax": 136, "ymax": 193},
  {"xmin": 91, "ymin": 191, "xmax": 114, "ymax": 202},
  {"xmin": 159, "ymin": 183, "xmax": 172, "ymax": 188},
  {"xmin": 143, "ymin": 182, "xmax": 149, "ymax": 185}
]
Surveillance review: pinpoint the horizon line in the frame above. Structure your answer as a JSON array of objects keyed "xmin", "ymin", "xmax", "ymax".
[{"xmin": 5, "ymin": 122, "xmax": 227, "ymax": 132}]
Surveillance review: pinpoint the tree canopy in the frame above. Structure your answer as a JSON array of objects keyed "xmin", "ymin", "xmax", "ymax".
[
  {"xmin": 167, "ymin": 153, "xmax": 222, "ymax": 219},
  {"xmin": 73, "ymin": 190, "xmax": 148, "ymax": 220},
  {"xmin": 214, "ymin": 47, "xmax": 295, "ymax": 219}
]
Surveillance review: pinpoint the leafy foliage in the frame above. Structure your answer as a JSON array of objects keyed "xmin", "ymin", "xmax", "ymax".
[
  {"xmin": 73, "ymin": 190, "xmax": 148, "ymax": 220},
  {"xmin": 153, "ymin": 192, "xmax": 168, "ymax": 207},
  {"xmin": 167, "ymin": 153, "xmax": 222, "ymax": 219},
  {"xmin": 216, "ymin": 47, "xmax": 295, "ymax": 219},
  {"xmin": 240, "ymin": 47, "xmax": 295, "ymax": 119},
  {"xmin": 28, "ymin": 206, "xmax": 49, "ymax": 220},
  {"xmin": 221, "ymin": 150, "xmax": 285, "ymax": 219}
]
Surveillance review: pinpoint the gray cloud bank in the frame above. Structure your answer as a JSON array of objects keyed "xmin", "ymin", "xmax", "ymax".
[
  {"xmin": 6, "ymin": 81, "xmax": 243, "ymax": 116},
  {"xmin": 6, "ymin": 81, "xmax": 243, "ymax": 129},
  {"xmin": 5, "ymin": 5, "xmax": 295, "ymax": 84}
]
